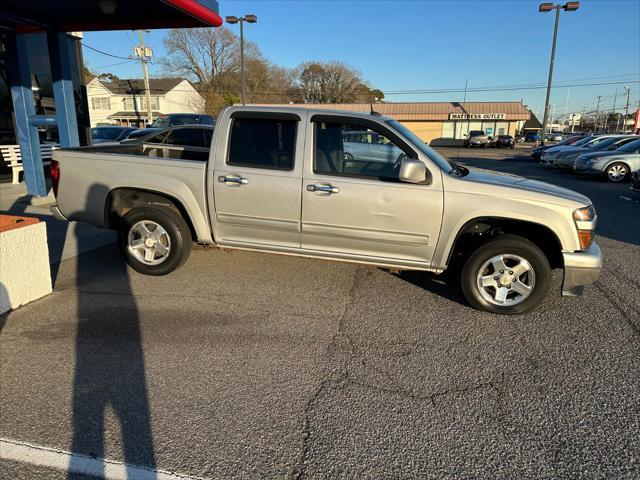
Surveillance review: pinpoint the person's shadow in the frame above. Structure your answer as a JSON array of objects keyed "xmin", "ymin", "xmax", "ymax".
[{"xmin": 68, "ymin": 183, "xmax": 157, "ymax": 478}]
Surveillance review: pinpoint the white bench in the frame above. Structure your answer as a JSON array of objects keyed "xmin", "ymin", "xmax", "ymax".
[{"xmin": 0, "ymin": 143, "xmax": 59, "ymax": 184}]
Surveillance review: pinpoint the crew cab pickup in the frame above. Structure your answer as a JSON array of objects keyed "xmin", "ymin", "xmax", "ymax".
[{"xmin": 51, "ymin": 106, "xmax": 602, "ymax": 314}]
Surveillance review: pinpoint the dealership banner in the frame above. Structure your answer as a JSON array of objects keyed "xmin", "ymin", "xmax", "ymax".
[{"xmin": 449, "ymin": 113, "xmax": 506, "ymax": 120}]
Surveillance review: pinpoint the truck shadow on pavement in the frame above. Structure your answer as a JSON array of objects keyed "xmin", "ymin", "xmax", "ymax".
[
  {"xmin": 68, "ymin": 184, "xmax": 157, "ymax": 478},
  {"xmin": 392, "ymin": 269, "xmax": 468, "ymax": 307}
]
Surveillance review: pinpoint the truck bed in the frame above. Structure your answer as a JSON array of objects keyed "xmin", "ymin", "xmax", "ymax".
[{"xmin": 52, "ymin": 147, "xmax": 211, "ymax": 241}]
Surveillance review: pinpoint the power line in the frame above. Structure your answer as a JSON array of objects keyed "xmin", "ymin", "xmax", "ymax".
[
  {"xmin": 81, "ymin": 43, "xmax": 132, "ymax": 60},
  {"xmin": 384, "ymin": 79, "xmax": 640, "ymax": 95},
  {"xmin": 92, "ymin": 60, "xmax": 137, "ymax": 70}
]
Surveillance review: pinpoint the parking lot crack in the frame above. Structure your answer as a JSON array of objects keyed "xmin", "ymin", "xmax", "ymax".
[
  {"xmin": 594, "ymin": 280, "xmax": 640, "ymax": 338},
  {"xmin": 290, "ymin": 268, "xmax": 360, "ymax": 479}
]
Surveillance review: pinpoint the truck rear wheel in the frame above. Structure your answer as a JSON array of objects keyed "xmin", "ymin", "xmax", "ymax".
[
  {"xmin": 118, "ymin": 206, "xmax": 192, "ymax": 275},
  {"xmin": 460, "ymin": 235, "xmax": 551, "ymax": 314}
]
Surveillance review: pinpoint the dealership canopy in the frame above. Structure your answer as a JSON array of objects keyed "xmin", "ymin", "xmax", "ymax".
[{"xmin": 0, "ymin": 0, "xmax": 222, "ymax": 31}]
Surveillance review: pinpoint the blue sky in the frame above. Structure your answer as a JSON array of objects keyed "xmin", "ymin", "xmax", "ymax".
[{"xmin": 83, "ymin": 0, "xmax": 640, "ymax": 120}]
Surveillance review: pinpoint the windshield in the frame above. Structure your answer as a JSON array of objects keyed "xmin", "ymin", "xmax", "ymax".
[
  {"xmin": 615, "ymin": 138, "xmax": 640, "ymax": 152},
  {"xmin": 151, "ymin": 115, "xmax": 200, "ymax": 128},
  {"xmin": 150, "ymin": 117, "xmax": 170, "ymax": 128},
  {"xmin": 572, "ymin": 136, "xmax": 595, "ymax": 146},
  {"xmin": 127, "ymin": 129, "xmax": 157, "ymax": 139},
  {"xmin": 92, "ymin": 127, "xmax": 125, "ymax": 140},
  {"xmin": 588, "ymin": 137, "xmax": 629, "ymax": 149},
  {"xmin": 387, "ymin": 120, "xmax": 453, "ymax": 172}
]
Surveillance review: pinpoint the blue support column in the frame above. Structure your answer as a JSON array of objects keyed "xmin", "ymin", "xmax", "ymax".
[
  {"xmin": 47, "ymin": 32, "xmax": 79, "ymax": 148},
  {"xmin": 6, "ymin": 33, "xmax": 48, "ymax": 197}
]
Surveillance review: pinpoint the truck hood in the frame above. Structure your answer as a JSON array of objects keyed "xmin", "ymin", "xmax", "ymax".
[{"xmin": 458, "ymin": 167, "xmax": 591, "ymax": 206}]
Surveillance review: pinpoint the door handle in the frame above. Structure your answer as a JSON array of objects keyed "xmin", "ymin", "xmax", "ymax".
[
  {"xmin": 218, "ymin": 174, "xmax": 248, "ymax": 186},
  {"xmin": 307, "ymin": 183, "xmax": 339, "ymax": 195}
]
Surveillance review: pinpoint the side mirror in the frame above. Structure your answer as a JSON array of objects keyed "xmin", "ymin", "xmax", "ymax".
[{"xmin": 399, "ymin": 158, "xmax": 428, "ymax": 184}]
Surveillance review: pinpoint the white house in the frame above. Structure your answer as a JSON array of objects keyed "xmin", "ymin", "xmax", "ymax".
[{"xmin": 86, "ymin": 77, "xmax": 205, "ymax": 127}]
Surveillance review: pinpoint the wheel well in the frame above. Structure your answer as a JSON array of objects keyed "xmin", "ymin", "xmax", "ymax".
[
  {"xmin": 106, "ymin": 188, "xmax": 196, "ymax": 239},
  {"xmin": 448, "ymin": 218, "xmax": 563, "ymax": 269},
  {"xmin": 605, "ymin": 159, "xmax": 631, "ymax": 171}
]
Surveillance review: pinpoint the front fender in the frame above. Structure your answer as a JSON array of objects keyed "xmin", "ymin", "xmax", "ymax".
[{"xmin": 431, "ymin": 193, "xmax": 579, "ymax": 269}]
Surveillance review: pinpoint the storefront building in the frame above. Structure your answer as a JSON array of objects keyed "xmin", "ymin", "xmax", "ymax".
[{"xmin": 279, "ymin": 102, "xmax": 531, "ymax": 146}]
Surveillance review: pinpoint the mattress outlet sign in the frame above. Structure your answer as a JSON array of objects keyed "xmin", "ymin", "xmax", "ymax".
[{"xmin": 449, "ymin": 113, "xmax": 506, "ymax": 120}]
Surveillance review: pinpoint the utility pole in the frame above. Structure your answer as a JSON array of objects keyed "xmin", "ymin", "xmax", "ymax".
[
  {"xmin": 134, "ymin": 31, "xmax": 153, "ymax": 126},
  {"xmin": 611, "ymin": 89, "xmax": 617, "ymax": 133},
  {"xmin": 594, "ymin": 95, "xmax": 601, "ymax": 132},
  {"xmin": 562, "ymin": 88, "xmax": 569, "ymax": 133},
  {"xmin": 623, "ymin": 86, "xmax": 631, "ymax": 133}
]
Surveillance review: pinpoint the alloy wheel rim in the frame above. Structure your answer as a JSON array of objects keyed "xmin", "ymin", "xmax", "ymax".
[
  {"xmin": 476, "ymin": 254, "xmax": 536, "ymax": 307},
  {"xmin": 608, "ymin": 165, "xmax": 626, "ymax": 181},
  {"xmin": 128, "ymin": 220, "xmax": 171, "ymax": 265}
]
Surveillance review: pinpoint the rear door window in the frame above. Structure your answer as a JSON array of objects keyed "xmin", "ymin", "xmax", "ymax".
[{"xmin": 227, "ymin": 118, "xmax": 297, "ymax": 170}]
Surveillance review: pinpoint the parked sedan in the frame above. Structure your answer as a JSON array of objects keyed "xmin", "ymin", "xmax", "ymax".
[
  {"xmin": 343, "ymin": 130, "xmax": 406, "ymax": 163},
  {"xmin": 149, "ymin": 113, "xmax": 215, "ymax": 128},
  {"xmin": 121, "ymin": 128, "xmax": 162, "ymax": 142},
  {"xmin": 491, "ymin": 135, "xmax": 515, "ymax": 148},
  {"xmin": 573, "ymin": 138, "xmax": 640, "ymax": 182},
  {"xmin": 539, "ymin": 135, "xmax": 599, "ymax": 165},
  {"xmin": 553, "ymin": 136, "xmax": 638, "ymax": 169},
  {"xmin": 531, "ymin": 134, "xmax": 584, "ymax": 160},
  {"xmin": 119, "ymin": 125, "xmax": 214, "ymax": 161},
  {"xmin": 91, "ymin": 126, "xmax": 137, "ymax": 144}
]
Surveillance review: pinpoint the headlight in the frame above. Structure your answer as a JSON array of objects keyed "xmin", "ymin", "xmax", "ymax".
[
  {"xmin": 573, "ymin": 206, "xmax": 595, "ymax": 221},
  {"xmin": 573, "ymin": 206, "xmax": 596, "ymax": 250}
]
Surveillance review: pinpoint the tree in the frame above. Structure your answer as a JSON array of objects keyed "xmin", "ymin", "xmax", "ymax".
[
  {"xmin": 160, "ymin": 28, "xmax": 384, "ymax": 113},
  {"xmin": 295, "ymin": 61, "xmax": 382, "ymax": 103}
]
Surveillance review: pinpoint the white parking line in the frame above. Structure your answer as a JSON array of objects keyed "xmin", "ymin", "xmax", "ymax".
[{"xmin": 0, "ymin": 438, "xmax": 209, "ymax": 480}]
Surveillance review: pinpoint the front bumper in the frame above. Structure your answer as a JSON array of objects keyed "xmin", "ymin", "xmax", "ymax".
[
  {"xmin": 562, "ymin": 241, "xmax": 602, "ymax": 296},
  {"xmin": 539, "ymin": 155, "xmax": 555, "ymax": 166},
  {"xmin": 572, "ymin": 164, "xmax": 601, "ymax": 176},
  {"xmin": 553, "ymin": 156, "xmax": 577, "ymax": 168}
]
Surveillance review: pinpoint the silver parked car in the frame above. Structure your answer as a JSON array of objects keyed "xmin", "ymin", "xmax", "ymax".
[
  {"xmin": 539, "ymin": 135, "xmax": 599, "ymax": 166},
  {"xmin": 343, "ymin": 130, "xmax": 407, "ymax": 164},
  {"xmin": 549, "ymin": 135, "xmax": 638, "ymax": 168},
  {"xmin": 573, "ymin": 138, "xmax": 640, "ymax": 182}
]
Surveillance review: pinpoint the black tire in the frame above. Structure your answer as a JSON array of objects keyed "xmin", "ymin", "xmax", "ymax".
[
  {"xmin": 343, "ymin": 152, "xmax": 354, "ymax": 161},
  {"xmin": 118, "ymin": 206, "xmax": 192, "ymax": 275},
  {"xmin": 460, "ymin": 235, "xmax": 551, "ymax": 315},
  {"xmin": 605, "ymin": 162, "xmax": 629, "ymax": 183}
]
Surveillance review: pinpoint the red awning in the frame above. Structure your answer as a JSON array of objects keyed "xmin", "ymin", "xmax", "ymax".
[{"xmin": 1, "ymin": 0, "xmax": 222, "ymax": 32}]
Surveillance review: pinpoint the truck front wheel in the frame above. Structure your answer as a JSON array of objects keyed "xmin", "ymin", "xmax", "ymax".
[
  {"xmin": 460, "ymin": 235, "xmax": 551, "ymax": 314},
  {"xmin": 118, "ymin": 206, "xmax": 192, "ymax": 275}
]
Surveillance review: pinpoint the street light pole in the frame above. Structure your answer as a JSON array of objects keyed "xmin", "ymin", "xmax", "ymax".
[
  {"xmin": 623, "ymin": 86, "xmax": 631, "ymax": 133},
  {"xmin": 226, "ymin": 14, "xmax": 258, "ymax": 106},
  {"xmin": 538, "ymin": 2, "xmax": 579, "ymax": 145},
  {"xmin": 240, "ymin": 19, "xmax": 245, "ymax": 105}
]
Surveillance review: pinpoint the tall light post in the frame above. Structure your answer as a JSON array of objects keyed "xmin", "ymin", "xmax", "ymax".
[
  {"xmin": 226, "ymin": 14, "xmax": 258, "ymax": 105},
  {"xmin": 623, "ymin": 85, "xmax": 631, "ymax": 133},
  {"xmin": 538, "ymin": 2, "xmax": 579, "ymax": 145}
]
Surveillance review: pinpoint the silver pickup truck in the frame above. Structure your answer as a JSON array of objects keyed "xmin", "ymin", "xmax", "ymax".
[{"xmin": 51, "ymin": 106, "xmax": 602, "ymax": 314}]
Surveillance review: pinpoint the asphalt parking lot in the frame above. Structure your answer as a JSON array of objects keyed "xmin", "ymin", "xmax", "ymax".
[{"xmin": 1, "ymin": 144, "xmax": 639, "ymax": 479}]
